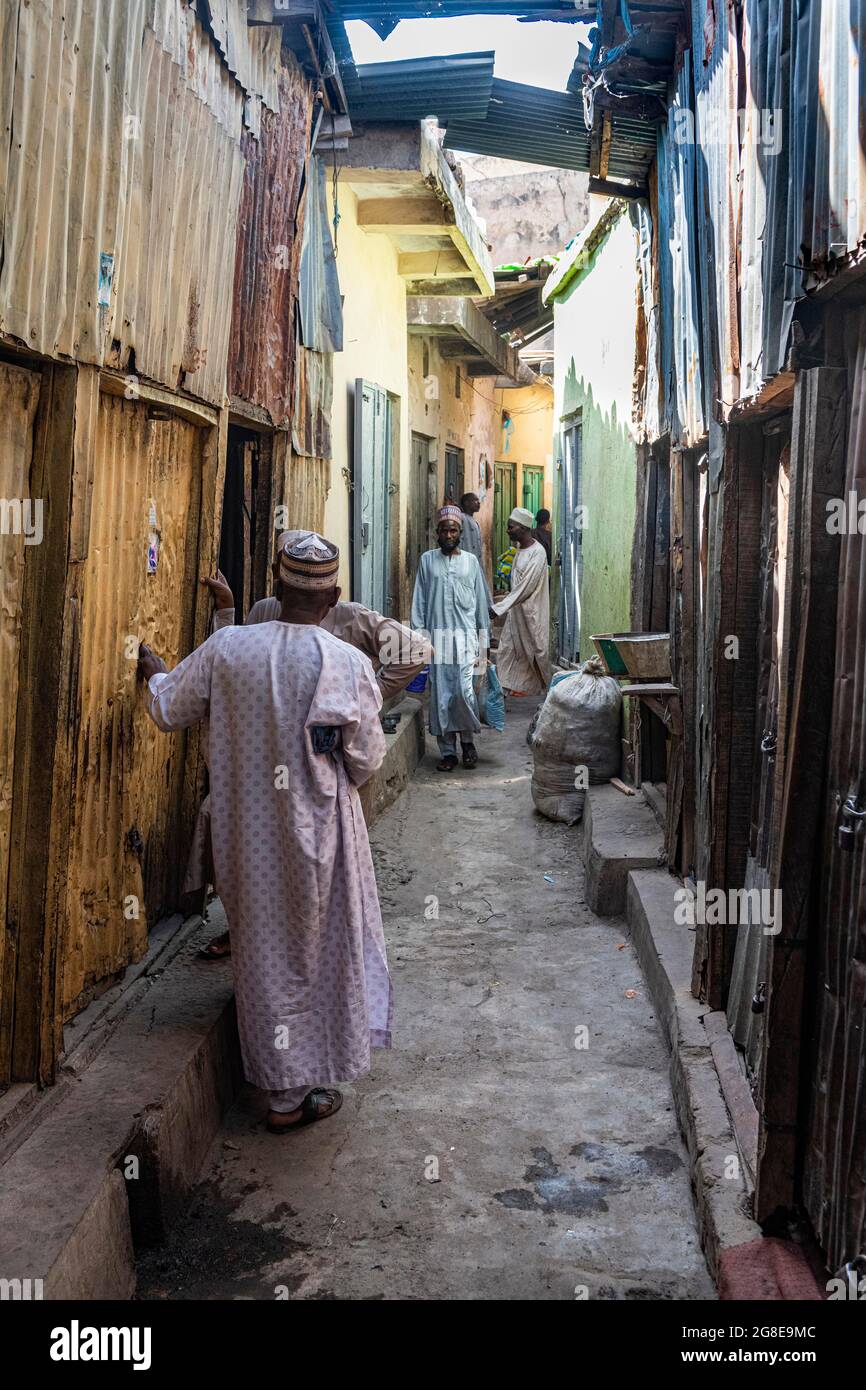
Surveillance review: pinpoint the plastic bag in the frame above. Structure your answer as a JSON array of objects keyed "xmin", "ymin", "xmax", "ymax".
[
  {"xmin": 529, "ymin": 657, "xmax": 622, "ymax": 823},
  {"xmin": 477, "ymin": 662, "xmax": 505, "ymax": 732}
]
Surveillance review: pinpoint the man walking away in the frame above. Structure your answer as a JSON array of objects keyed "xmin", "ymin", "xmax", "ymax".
[
  {"xmin": 459, "ymin": 492, "xmax": 494, "ymax": 609},
  {"xmin": 138, "ymin": 534, "xmax": 392, "ymax": 1135},
  {"xmin": 193, "ymin": 531, "xmax": 432, "ymax": 959},
  {"xmin": 493, "ymin": 506, "xmax": 551, "ymax": 695},
  {"xmin": 533, "ymin": 508, "xmax": 553, "ymax": 564},
  {"xmin": 411, "ymin": 504, "xmax": 489, "ymax": 771}
]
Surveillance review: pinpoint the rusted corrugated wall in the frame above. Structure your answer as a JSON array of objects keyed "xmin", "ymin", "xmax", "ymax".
[
  {"xmin": 59, "ymin": 390, "xmax": 207, "ymax": 1016},
  {"xmin": 0, "ymin": 0, "xmax": 282, "ymax": 407},
  {"xmin": 229, "ymin": 53, "xmax": 311, "ymax": 424}
]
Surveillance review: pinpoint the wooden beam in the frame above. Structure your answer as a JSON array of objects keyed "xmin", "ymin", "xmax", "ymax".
[
  {"xmin": 3, "ymin": 363, "xmax": 80, "ymax": 1084},
  {"xmin": 588, "ymin": 177, "xmax": 648, "ymax": 200},
  {"xmin": 357, "ymin": 197, "xmax": 450, "ymax": 234},
  {"xmin": 599, "ymin": 111, "xmax": 612, "ymax": 181},
  {"xmin": 755, "ymin": 367, "xmax": 847, "ymax": 1223}
]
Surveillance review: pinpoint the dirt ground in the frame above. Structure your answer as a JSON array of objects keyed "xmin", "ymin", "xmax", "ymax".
[{"xmin": 137, "ymin": 698, "xmax": 714, "ymax": 1301}]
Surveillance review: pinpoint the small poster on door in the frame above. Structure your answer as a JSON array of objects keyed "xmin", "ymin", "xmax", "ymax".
[{"xmin": 147, "ymin": 501, "xmax": 160, "ymax": 575}]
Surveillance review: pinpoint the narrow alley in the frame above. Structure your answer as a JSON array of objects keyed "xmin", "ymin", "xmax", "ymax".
[{"xmin": 137, "ymin": 703, "xmax": 712, "ymax": 1302}]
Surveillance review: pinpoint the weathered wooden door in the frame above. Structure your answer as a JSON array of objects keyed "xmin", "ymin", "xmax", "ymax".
[
  {"xmin": 59, "ymin": 390, "xmax": 205, "ymax": 1018},
  {"xmin": 493, "ymin": 460, "xmax": 515, "ymax": 563},
  {"xmin": 407, "ymin": 432, "xmax": 433, "ymax": 590},
  {"xmin": 522, "ymin": 464, "xmax": 544, "ymax": 518},
  {"xmin": 800, "ymin": 343, "xmax": 866, "ymax": 1270},
  {"xmin": 444, "ymin": 446, "xmax": 464, "ymax": 505},
  {"xmin": 0, "ymin": 362, "xmax": 41, "ymax": 1080},
  {"xmin": 353, "ymin": 379, "xmax": 391, "ymax": 613},
  {"xmin": 558, "ymin": 416, "xmax": 583, "ymax": 663},
  {"xmin": 727, "ymin": 425, "xmax": 791, "ymax": 1085}
]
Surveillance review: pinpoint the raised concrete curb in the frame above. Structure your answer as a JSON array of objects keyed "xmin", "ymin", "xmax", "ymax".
[
  {"xmin": 0, "ymin": 905, "xmax": 237, "ymax": 1298},
  {"xmin": 583, "ymin": 784, "xmax": 664, "ymax": 915},
  {"xmin": 0, "ymin": 701, "xmax": 426, "ymax": 1299},
  {"xmin": 626, "ymin": 869, "xmax": 823, "ymax": 1299},
  {"xmin": 360, "ymin": 697, "xmax": 425, "ymax": 823}
]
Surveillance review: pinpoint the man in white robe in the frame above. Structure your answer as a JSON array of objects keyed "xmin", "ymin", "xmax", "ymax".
[
  {"xmin": 138, "ymin": 534, "xmax": 392, "ymax": 1134},
  {"xmin": 493, "ymin": 506, "xmax": 551, "ymax": 695},
  {"xmin": 191, "ymin": 535, "xmax": 432, "ymax": 958},
  {"xmin": 411, "ymin": 504, "xmax": 489, "ymax": 771}
]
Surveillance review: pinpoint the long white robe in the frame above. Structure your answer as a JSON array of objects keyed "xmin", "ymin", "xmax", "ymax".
[
  {"xmin": 493, "ymin": 539, "xmax": 551, "ymax": 694},
  {"xmin": 411, "ymin": 548, "xmax": 488, "ymax": 737},
  {"xmin": 147, "ymin": 622, "xmax": 392, "ymax": 1091}
]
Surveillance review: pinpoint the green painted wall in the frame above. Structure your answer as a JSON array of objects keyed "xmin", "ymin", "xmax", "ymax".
[{"xmin": 549, "ymin": 206, "xmax": 638, "ymax": 662}]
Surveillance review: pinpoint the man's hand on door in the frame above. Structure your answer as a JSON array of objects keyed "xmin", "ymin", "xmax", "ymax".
[
  {"xmin": 138, "ymin": 643, "xmax": 167, "ymax": 682},
  {"xmin": 201, "ymin": 569, "xmax": 234, "ymax": 611}
]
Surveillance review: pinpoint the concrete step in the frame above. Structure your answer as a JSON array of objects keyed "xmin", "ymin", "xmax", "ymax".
[
  {"xmin": 626, "ymin": 868, "xmax": 823, "ymax": 1299},
  {"xmin": 582, "ymin": 783, "xmax": 664, "ymax": 915}
]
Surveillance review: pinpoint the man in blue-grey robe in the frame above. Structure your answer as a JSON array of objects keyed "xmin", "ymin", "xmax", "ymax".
[{"xmin": 411, "ymin": 504, "xmax": 489, "ymax": 771}]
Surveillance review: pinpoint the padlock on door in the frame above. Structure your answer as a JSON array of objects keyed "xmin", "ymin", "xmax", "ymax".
[{"xmin": 837, "ymin": 793, "xmax": 866, "ymax": 853}]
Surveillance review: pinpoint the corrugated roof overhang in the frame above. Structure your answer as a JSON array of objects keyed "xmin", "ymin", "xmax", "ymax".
[{"xmin": 348, "ymin": 51, "xmax": 494, "ymax": 121}]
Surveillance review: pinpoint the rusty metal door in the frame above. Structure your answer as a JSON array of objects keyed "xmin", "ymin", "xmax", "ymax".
[{"xmin": 60, "ymin": 390, "xmax": 204, "ymax": 1018}]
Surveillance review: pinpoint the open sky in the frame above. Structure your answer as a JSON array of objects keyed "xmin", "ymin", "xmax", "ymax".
[{"xmin": 345, "ymin": 17, "xmax": 588, "ymax": 92}]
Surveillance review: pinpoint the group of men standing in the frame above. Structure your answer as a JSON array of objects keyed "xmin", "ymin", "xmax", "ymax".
[{"xmin": 137, "ymin": 491, "xmax": 551, "ymax": 1136}]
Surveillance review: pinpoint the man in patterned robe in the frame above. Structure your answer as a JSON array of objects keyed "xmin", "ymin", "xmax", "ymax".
[{"xmin": 138, "ymin": 534, "xmax": 392, "ymax": 1134}]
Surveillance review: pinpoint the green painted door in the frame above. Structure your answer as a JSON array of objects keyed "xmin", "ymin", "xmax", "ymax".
[
  {"xmin": 494, "ymin": 460, "xmax": 515, "ymax": 562},
  {"xmin": 522, "ymin": 464, "xmax": 544, "ymax": 519}
]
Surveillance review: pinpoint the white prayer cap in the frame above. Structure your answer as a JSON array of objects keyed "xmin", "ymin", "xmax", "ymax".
[
  {"xmin": 278, "ymin": 531, "xmax": 340, "ymax": 590},
  {"xmin": 509, "ymin": 507, "xmax": 535, "ymax": 529}
]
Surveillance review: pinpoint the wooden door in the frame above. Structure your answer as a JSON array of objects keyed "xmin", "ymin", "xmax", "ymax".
[
  {"xmin": 407, "ymin": 432, "xmax": 433, "ymax": 590},
  {"xmin": 493, "ymin": 460, "xmax": 515, "ymax": 563},
  {"xmin": 353, "ymin": 379, "xmax": 391, "ymax": 612},
  {"xmin": 558, "ymin": 417, "xmax": 583, "ymax": 663},
  {"xmin": 522, "ymin": 464, "xmax": 544, "ymax": 518},
  {"xmin": 444, "ymin": 446, "xmax": 464, "ymax": 505}
]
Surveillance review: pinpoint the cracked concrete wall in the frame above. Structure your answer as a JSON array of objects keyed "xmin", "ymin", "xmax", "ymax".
[{"xmin": 460, "ymin": 157, "xmax": 589, "ymax": 267}]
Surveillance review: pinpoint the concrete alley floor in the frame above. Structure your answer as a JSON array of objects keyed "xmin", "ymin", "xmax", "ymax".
[{"xmin": 137, "ymin": 698, "xmax": 714, "ymax": 1301}]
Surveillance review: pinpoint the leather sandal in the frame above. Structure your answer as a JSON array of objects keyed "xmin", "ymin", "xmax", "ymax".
[
  {"xmin": 198, "ymin": 929, "xmax": 231, "ymax": 960},
  {"xmin": 266, "ymin": 1088, "xmax": 343, "ymax": 1135},
  {"xmin": 462, "ymin": 745, "xmax": 478, "ymax": 768},
  {"xmin": 436, "ymin": 754, "xmax": 459, "ymax": 772}
]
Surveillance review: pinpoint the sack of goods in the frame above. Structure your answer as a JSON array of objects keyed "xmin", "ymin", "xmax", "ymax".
[{"xmin": 528, "ymin": 657, "xmax": 622, "ymax": 824}]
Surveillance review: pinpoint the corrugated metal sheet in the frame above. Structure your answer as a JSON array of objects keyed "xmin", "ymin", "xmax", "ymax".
[
  {"xmin": 198, "ymin": 0, "xmax": 282, "ymax": 112},
  {"xmin": 655, "ymin": 55, "xmax": 706, "ymax": 448},
  {"xmin": 109, "ymin": 20, "xmax": 246, "ymax": 404},
  {"xmin": 689, "ymin": 0, "xmax": 740, "ymax": 420},
  {"xmin": 349, "ymin": 51, "xmax": 494, "ymax": 122},
  {"xmin": 61, "ymin": 391, "xmax": 204, "ymax": 1016},
  {"xmin": 0, "ymin": 0, "xmax": 246, "ymax": 406},
  {"xmin": 445, "ymin": 79, "xmax": 592, "ymax": 173},
  {"xmin": 338, "ymin": 1, "xmax": 585, "ymax": 23},
  {"xmin": 739, "ymin": 0, "xmax": 866, "ymax": 399},
  {"xmin": 631, "ymin": 197, "xmax": 661, "ymax": 442},
  {"xmin": 229, "ymin": 54, "xmax": 311, "ymax": 424},
  {"xmin": 0, "ymin": 363, "xmax": 40, "ymax": 998}
]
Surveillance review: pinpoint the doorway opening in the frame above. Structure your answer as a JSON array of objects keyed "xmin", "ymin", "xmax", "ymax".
[{"xmin": 218, "ymin": 425, "xmax": 274, "ymax": 623}]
